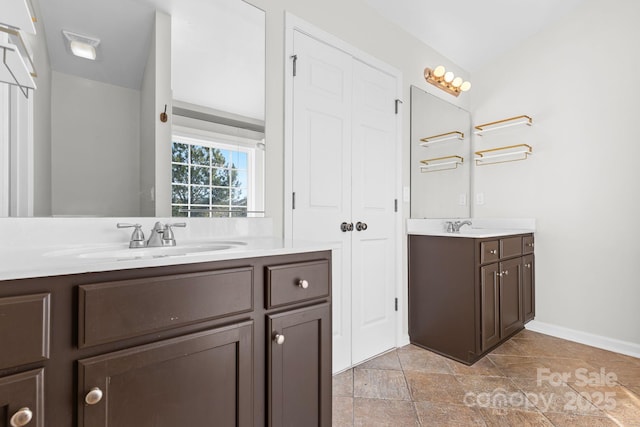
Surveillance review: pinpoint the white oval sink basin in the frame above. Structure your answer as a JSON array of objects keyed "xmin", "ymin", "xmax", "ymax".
[
  {"xmin": 78, "ymin": 244, "xmax": 234, "ymax": 260},
  {"xmin": 44, "ymin": 240, "xmax": 248, "ymax": 261}
]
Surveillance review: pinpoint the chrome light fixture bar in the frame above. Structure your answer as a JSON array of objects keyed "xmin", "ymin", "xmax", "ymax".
[
  {"xmin": 419, "ymin": 131, "xmax": 464, "ymax": 147},
  {"xmin": 424, "ymin": 66, "xmax": 471, "ymax": 97}
]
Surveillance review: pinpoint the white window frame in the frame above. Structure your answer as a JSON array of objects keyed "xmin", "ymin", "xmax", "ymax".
[{"xmin": 171, "ymin": 128, "xmax": 259, "ymax": 217}]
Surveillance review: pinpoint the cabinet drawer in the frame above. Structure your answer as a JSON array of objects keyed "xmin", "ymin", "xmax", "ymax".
[
  {"xmin": 480, "ymin": 241, "xmax": 499, "ymax": 264},
  {"xmin": 523, "ymin": 236, "xmax": 535, "ymax": 254},
  {"xmin": 500, "ymin": 237, "xmax": 522, "ymax": 259},
  {"xmin": 79, "ymin": 267, "xmax": 253, "ymax": 347},
  {"xmin": 266, "ymin": 260, "xmax": 330, "ymax": 309},
  {"xmin": 0, "ymin": 293, "xmax": 50, "ymax": 369}
]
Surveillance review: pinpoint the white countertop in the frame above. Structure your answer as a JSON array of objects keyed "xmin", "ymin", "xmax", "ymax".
[
  {"xmin": 406, "ymin": 218, "xmax": 535, "ymax": 238},
  {"xmin": 0, "ymin": 217, "xmax": 336, "ymax": 281},
  {"xmin": 0, "ymin": 237, "xmax": 337, "ymax": 281}
]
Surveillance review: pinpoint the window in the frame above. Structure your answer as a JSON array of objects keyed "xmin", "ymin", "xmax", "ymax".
[{"xmin": 171, "ymin": 135, "xmax": 254, "ymax": 217}]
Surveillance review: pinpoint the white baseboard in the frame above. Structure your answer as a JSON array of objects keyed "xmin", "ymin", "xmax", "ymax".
[{"xmin": 526, "ymin": 320, "xmax": 640, "ymax": 359}]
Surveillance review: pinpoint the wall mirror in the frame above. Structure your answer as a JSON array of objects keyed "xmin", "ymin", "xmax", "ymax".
[
  {"xmin": 410, "ymin": 85, "xmax": 471, "ymax": 218},
  {"xmin": 12, "ymin": 0, "xmax": 265, "ymax": 217}
]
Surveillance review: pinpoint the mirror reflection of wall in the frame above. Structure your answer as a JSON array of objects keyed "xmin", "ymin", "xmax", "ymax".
[
  {"xmin": 410, "ymin": 85, "xmax": 471, "ymax": 219},
  {"xmin": 0, "ymin": 0, "xmax": 265, "ymax": 218}
]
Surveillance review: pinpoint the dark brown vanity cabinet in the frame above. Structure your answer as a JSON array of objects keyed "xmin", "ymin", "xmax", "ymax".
[
  {"xmin": 0, "ymin": 250, "xmax": 331, "ymax": 427},
  {"xmin": 409, "ymin": 233, "xmax": 534, "ymax": 365}
]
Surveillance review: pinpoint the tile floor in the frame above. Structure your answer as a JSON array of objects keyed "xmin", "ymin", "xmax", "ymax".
[{"xmin": 332, "ymin": 330, "xmax": 640, "ymax": 426}]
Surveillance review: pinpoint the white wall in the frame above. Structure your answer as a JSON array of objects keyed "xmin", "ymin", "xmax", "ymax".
[
  {"xmin": 51, "ymin": 71, "xmax": 141, "ymax": 216},
  {"xmin": 471, "ymin": 0, "xmax": 640, "ymax": 345}
]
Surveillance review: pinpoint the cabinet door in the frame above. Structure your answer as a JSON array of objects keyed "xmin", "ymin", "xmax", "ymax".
[
  {"xmin": 480, "ymin": 264, "xmax": 501, "ymax": 352},
  {"xmin": 268, "ymin": 303, "xmax": 331, "ymax": 427},
  {"xmin": 500, "ymin": 258, "xmax": 524, "ymax": 337},
  {"xmin": 78, "ymin": 322, "xmax": 253, "ymax": 427},
  {"xmin": 523, "ymin": 255, "xmax": 535, "ymax": 323},
  {"xmin": 0, "ymin": 369, "xmax": 44, "ymax": 427}
]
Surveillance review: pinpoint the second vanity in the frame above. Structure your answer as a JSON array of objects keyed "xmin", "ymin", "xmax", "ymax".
[
  {"xmin": 407, "ymin": 219, "xmax": 535, "ymax": 365},
  {"xmin": 0, "ymin": 218, "xmax": 333, "ymax": 427}
]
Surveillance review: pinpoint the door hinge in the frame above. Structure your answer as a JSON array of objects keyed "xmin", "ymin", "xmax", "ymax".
[
  {"xmin": 394, "ymin": 298, "xmax": 398, "ymax": 311},
  {"xmin": 394, "ymin": 199, "xmax": 398, "ymax": 212},
  {"xmin": 292, "ymin": 192, "xmax": 296, "ymax": 209},
  {"xmin": 394, "ymin": 99, "xmax": 403, "ymax": 115},
  {"xmin": 291, "ymin": 54, "xmax": 298, "ymax": 77}
]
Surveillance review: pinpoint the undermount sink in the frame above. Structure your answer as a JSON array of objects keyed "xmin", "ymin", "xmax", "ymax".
[{"xmin": 44, "ymin": 241, "xmax": 247, "ymax": 261}]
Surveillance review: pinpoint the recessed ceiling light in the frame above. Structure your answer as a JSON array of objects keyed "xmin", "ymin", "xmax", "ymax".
[{"xmin": 62, "ymin": 30, "xmax": 100, "ymax": 60}]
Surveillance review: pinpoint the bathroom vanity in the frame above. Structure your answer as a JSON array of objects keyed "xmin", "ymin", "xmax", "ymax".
[
  {"xmin": 408, "ymin": 223, "xmax": 535, "ymax": 365},
  {"xmin": 0, "ymin": 222, "xmax": 332, "ymax": 427}
]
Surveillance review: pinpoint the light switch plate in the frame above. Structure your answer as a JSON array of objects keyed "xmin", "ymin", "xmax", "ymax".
[{"xmin": 475, "ymin": 192, "xmax": 484, "ymax": 205}]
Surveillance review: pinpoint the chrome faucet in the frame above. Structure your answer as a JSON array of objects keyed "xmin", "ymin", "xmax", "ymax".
[
  {"xmin": 117, "ymin": 222, "xmax": 186, "ymax": 248},
  {"xmin": 445, "ymin": 220, "xmax": 472, "ymax": 233},
  {"xmin": 146, "ymin": 222, "xmax": 186, "ymax": 247}
]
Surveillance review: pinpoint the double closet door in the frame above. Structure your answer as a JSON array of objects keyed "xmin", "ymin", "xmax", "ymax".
[{"xmin": 290, "ymin": 30, "xmax": 399, "ymax": 372}]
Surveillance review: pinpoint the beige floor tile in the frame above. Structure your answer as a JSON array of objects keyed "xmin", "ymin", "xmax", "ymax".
[
  {"xmin": 543, "ymin": 412, "xmax": 621, "ymax": 427},
  {"xmin": 512, "ymin": 336, "xmax": 590, "ymax": 359},
  {"xmin": 397, "ymin": 345, "xmax": 452, "ymax": 374},
  {"xmin": 596, "ymin": 361, "xmax": 640, "ymax": 387},
  {"xmin": 355, "ymin": 350, "xmax": 402, "ymax": 371},
  {"xmin": 489, "ymin": 339, "xmax": 527, "ymax": 356},
  {"xmin": 333, "ymin": 369, "xmax": 354, "ymax": 397},
  {"xmin": 447, "ymin": 356, "xmax": 504, "ymax": 377},
  {"xmin": 536, "ymin": 357, "xmax": 599, "ymax": 379},
  {"xmin": 626, "ymin": 384, "xmax": 640, "ymax": 396},
  {"xmin": 414, "ymin": 401, "xmax": 486, "ymax": 426},
  {"xmin": 353, "ymin": 368, "xmax": 410, "ymax": 400},
  {"xmin": 567, "ymin": 383, "xmax": 640, "ymax": 426},
  {"xmin": 404, "ymin": 371, "xmax": 466, "ymax": 404},
  {"xmin": 511, "ymin": 377, "xmax": 602, "ymax": 415},
  {"xmin": 353, "ymin": 398, "xmax": 418, "ymax": 427},
  {"xmin": 332, "ymin": 396, "xmax": 353, "ymax": 427},
  {"xmin": 488, "ymin": 354, "xmax": 550, "ymax": 379},
  {"xmin": 456, "ymin": 375, "xmax": 534, "ymax": 411},
  {"xmin": 479, "ymin": 407, "xmax": 554, "ymax": 427}
]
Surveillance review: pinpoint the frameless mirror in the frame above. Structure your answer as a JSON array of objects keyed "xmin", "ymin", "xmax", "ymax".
[
  {"xmin": 21, "ymin": 0, "xmax": 265, "ymax": 217},
  {"xmin": 410, "ymin": 85, "xmax": 471, "ymax": 218}
]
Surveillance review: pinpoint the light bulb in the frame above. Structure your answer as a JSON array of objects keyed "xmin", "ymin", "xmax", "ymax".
[
  {"xmin": 452, "ymin": 77, "xmax": 463, "ymax": 88},
  {"xmin": 460, "ymin": 81, "xmax": 472, "ymax": 92},
  {"xmin": 444, "ymin": 71, "xmax": 454, "ymax": 83},
  {"xmin": 433, "ymin": 66, "xmax": 446, "ymax": 78}
]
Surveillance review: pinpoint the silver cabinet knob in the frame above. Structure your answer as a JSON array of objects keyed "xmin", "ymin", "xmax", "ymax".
[
  {"xmin": 503, "ymin": 270, "xmax": 509, "ymax": 276},
  {"xmin": 525, "ymin": 263, "xmax": 532, "ymax": 268},
  {"xmin": 497, "ymin": 272, "xmax": 503, "ymax": 277},
  {"xmin": 298, "ymin": 279, "xmax": 309, "ymax": 289},
  {"xmin": 274, "ymin": 334, "xmax": 285, "ymax": 345},
  {"xmin": 85, "ymin": 387, "xmax": 103, "ymax": 405},
  {"xmin": 489, "ymin": 249, "xmax": 497, "ymax": 254},
  {"xmin": 10, "ymin": 408, "xmax": 33, "ymax": 427}
]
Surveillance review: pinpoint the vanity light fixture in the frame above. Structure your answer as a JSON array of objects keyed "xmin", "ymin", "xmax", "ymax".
[
  {"xmin": 424, "ymin": 65, "xmax": 471, "ymax": 97},
  {"xmin": 62, "ymin": 30, "xmax": 100, "ymax": 60}
]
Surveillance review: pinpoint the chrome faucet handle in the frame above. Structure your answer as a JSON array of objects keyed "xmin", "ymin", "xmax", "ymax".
[
  {"xmin": 163, "ymin": 223, "xmax": 186, "ymax": 245},
  {"xmin": 117, "ymin": 223, "xmax": 146, "ymax": 248},
  {"xmin": 445, "ymin": 221, "xmax": 455, "ymax": 233}
]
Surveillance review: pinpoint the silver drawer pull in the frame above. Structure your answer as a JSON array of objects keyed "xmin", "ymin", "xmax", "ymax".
[
  {"xmin": 298, "ymin": 279, "xmax": 309, "ymax": 289},
  {"xmin": 274, "ymin": 334, "xmax": 285, "ymax": 345},
  {"xmin": 525, "ymin": 263, "xmax": 532, "ymax": 268},
  {"xmin": 489, "ymin": 249, "xmax": 497, "ymax": 255},
  {"xmin": 503, "ymin": 270, "xmax": 509, "ymax": 276},
  {"xmin": 85, "ymin": 387, "xmax": 103, "ymax": 405},
  {"xmin": 10, "ymin": 407, "xmax": 33, "ymax": 427}
]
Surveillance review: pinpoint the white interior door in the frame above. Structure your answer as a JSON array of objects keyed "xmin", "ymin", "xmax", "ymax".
[
  {"xmin": 290, "ymin": 29, "xmax": 399, "ymax": 372},
  {"xmin": 350, "ymin": 59, "xmax": 398, "ymax": 365},
  {"xmin": 291, "ymin": 30, "xmax": 353, "ymax": 373}
]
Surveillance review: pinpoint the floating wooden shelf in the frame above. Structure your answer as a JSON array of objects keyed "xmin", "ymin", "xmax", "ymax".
[
  {"xmin": 475, "ymin": 144, "xmax": 532, "ymax": 165},
  {"xmin": 419, "ymin": 131, "xmax": 464, "ymax": 147},
  {"xmin": 420, "ymin": 155, "xmax": 463, "ymax": 173},
  {"xmin": 474, "ymin": 115, "xmax": 532, "ymax": 136}
]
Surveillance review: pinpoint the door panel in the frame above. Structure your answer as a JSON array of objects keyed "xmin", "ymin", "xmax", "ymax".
[
  {"xmin": 500, "ymin": 258, "xmax": 524, "ymax": 337},
  {"xmin": 523, "ymin": 255, "xmax": 535, "ymax": 323},
  {"xmin": 0, "ymin": 369, "xmax": 44, "ymax": 427},
  {"xmin": 481, "ymin": 264, "xmax": 500, "ymax": 352},
  {"xmin": 351, "ymin": 59, "xmax": 397, "ymax": 364},
  {"xmin": 78, "ymin": 322, "xmax": 253, "ymax": 427},
  {"xmin": 268, "ymin": 303, "xmax": 331, "ymax": 427}
]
